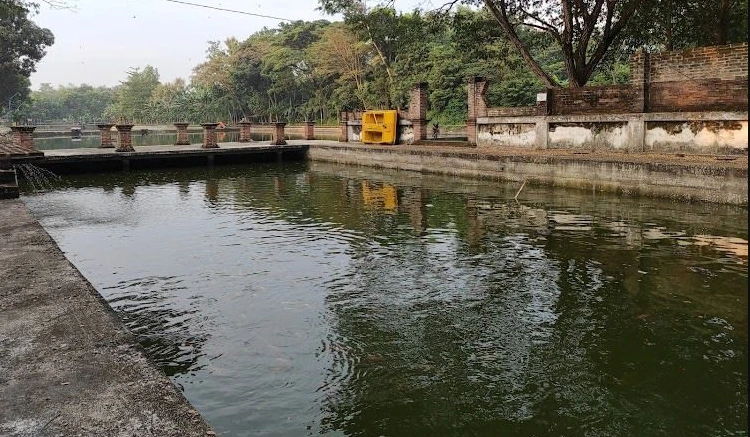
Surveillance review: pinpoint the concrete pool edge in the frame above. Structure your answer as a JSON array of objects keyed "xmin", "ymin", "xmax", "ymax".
[
  {"xmin": 307, "ymin": 143, "xmax": 749, "ymax": 205},
  {"xmin": 0, "ymin": 198, "xmax": 214, "ymax": 436}
]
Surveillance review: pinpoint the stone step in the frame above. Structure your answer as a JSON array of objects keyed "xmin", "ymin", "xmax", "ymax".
[
  {"xmin": 412, "ymin": 140, "xmax": 475, "ymax": 148},
  {"xmin": 0, "ymin": 169, "xmax": 17, "ymax": 184},
  {"xmin": 0, "ymin": 169, "xmax": 19, "ymax": 199}
]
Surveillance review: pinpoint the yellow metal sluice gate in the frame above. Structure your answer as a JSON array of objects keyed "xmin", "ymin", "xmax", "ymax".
[{"xmin": 361, "ymin": 110, "xmax": 398, "ymax": 145}]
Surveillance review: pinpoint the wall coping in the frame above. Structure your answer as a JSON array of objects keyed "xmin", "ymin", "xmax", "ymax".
[
  {"xmin": 478, "ymin": 111, "xmax": 749, "ymax": 124},
  {"xmin": 346, "ymin": 119, "xmax": 414, "ymax": 126}
]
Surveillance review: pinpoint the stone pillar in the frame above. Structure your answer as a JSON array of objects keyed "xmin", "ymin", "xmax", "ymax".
[
  {"xmin": 534, "ymin": 120, "xmax": 549, "ymax": 149},
  {"xmin": 271, "ymin": 122, "xmax": 287, "ymax": 145},
  {"xmin": 409, "ymin": 82, "xmax": 428, "ymax": 142},
  {"xmin": 535, "ymin": 90, "xmax": 550, "ymax": 116},
  {"xmin": 115, "ymin": 124, "xmax": 135, "ymax": 152},
  {"xmin": 534, "ymin": 90, "xmax": 550, "ymax": 149},
  {"xmin": 627, "ymin": 115, "xmax": 646, "ymax": 152},
  {"xmin": 304, "ymin": 121, "xmax": 315, "ymax": 140},
  {"xmin": 97, "ymin": 123, "xmax": 114, "ymax": 148},
  {"xmin": 238, "ymin": 119, "xmax": 253, "ymax": 142},
  {"xmin": 10, "ymin": 126, "xmax": 37, "ymax": 152},
  {"xmin": 467, "ymin": 77, "xmax": 488, "ymax": 146},
  {"xmin": 630, "ymin": 48, "xmax": 650, "ymax": 113},
  {"xmin": 174, "ymin": 122, "xmax": 190, "ymax": 145},
  {"xmin": 201, "ymin": 123, "xmax": 220, "ymax": 149},
  {"xmin": 339, "ymin": 112, "xmax": 349, "ymax": 142}
]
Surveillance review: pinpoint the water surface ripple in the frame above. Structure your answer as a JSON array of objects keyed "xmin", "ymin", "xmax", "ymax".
[{"xmin": 22, "ymin": 163, "xmax": 748, "ymax": 437}]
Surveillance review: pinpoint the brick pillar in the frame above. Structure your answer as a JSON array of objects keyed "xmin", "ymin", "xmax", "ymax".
[
  {"xmin": 304, "ymin": 121, "xmax": 315, "ymax": 140},
  {"xmin": 409, "ymin": 82, "xmax": 428, "ymax": 142},
  {"xmin": 97, "ymin": 123, "xmax": 114, "ymax": 148},
  {"xmin": 10, "ymin": 126, "xmax": 37, "ymax": 152},
  {"xmin": 466, "ymin": 120, "xmax": 477, "ymax": 147},
  {"xmin": 115, "ymin": 124, "xmax": 135, "ymax": 152},
  {"xmin": 630, "ymin": 48, "xmax": 650, "ymax": 113},
  {"xmin": 238, "ymin": 119, "xmax": 253, "ymax": 142},
  {"xmin": 271, "ymin": 122, "xmax": 287, "ymax": 145},
  {"xmin": 174, "ymin": 122, "xmax": 190, "ymax": 145},
  {"xmin": 201, "ymin": 123, "xmax": 220, "ymax": 148},
  {"xmin": 467, "ymin": 77, "xmax": 488, "ymax": 146},
  {"xmin": 339, "ymin": 112, "xmax": 349, "ymax": 142},
  {"xmin": 467, "ymin": 76, "xmax": 488, "ymax": 120}
]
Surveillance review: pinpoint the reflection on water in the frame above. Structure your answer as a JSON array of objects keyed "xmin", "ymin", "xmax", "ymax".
[{"xmin": 22, "ymin": 162, "xmax": 748, "ymax": 436}]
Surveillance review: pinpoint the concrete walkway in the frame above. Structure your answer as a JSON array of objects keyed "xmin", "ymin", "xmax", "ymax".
[{"xmin": 0, "ymin": 199, "xmax": 213, "ymax": 436}]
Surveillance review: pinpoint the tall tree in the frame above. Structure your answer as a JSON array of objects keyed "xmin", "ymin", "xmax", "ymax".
[
  {"xmin": 0, "ymin": 0, "xmax": 54, "ymax": 116},
  {"xmin": 624, "ymin": 0, "xmax": 748, "ymax": 51},
  {"xmin": 477, "ymin": 0, "xmax": 644, "ymax": 88},
  {"xmin": 309, "ymin": 23, "xmax": 369, "ymax": 109},
  {"xmin": 110, "ymin": 66, "xmax": 160, "ymax": 123}
]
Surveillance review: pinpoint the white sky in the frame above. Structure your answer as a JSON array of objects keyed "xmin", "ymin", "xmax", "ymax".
[{"xmin": 29, "ymin": 0, "xmax": 436, "ymax": 89}]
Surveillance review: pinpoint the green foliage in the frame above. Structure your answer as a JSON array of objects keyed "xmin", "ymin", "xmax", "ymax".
[
  {"xmin": 23, "ymin": 1, "xmax": 748, "ymax": 125},
  {"xmin": 107, "ymin": 66, "xmax": 160, "ymax": 123},
  {"xmin": 29, "ymin": 84, "xmax": 115, "ymax": 123},
  {"xmin": 0, "ymin": 0, "xmax": 54, "ymax": 116},
  {"xmin": 623, "ymin": 0, "xmax": 748, "ymax": 51}
]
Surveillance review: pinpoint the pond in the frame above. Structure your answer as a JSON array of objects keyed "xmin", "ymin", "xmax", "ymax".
[{"xmin": 21, "ymin": 161, "xmax": 748, "ymax": 436}]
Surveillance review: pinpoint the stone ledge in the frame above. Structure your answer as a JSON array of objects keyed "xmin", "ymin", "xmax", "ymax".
[{"xmin": 0, "ymin": 199, "xmax": 214, "ymax": 436}]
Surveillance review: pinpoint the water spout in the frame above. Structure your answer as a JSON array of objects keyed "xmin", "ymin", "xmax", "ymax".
[{"xmin": 14, "ymin": 163, "xmax": 63, "ymax": 192}]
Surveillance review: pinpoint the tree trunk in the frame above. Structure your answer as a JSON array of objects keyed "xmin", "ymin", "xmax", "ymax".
[
  {"xmin": 717, "ymin": 0, "xmax": 730, "ymax": 45},
  {"xmin": 482, "ymin": 0, "xmax": 559, "ymax": 88}
]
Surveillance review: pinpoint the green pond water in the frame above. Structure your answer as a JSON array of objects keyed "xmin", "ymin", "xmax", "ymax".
[{"xmin": 21, "ymin": 161, "xmax": 748, "ymax": 437}]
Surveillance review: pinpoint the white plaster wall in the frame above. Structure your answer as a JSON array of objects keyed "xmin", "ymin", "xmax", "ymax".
[
  {"xmin": 548, "ymin": 124, "xmax": 630, "ymax": 150},
  {"xmin": 398, "ymin": 125, "xmax": 414, "ymax": 144},
  {"xmin": 646, "ymin": 121, "xmax": 748, "ymax": 152},
  {"xmin": 347, "ymin": 124, "xmax": 362, "ymax": 142},
  {"xmin": 477, "ymin": 124, "xmax": 536, "ymax": 147}
]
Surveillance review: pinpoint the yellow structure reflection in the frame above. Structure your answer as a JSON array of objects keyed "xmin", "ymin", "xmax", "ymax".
[{"xmin": 361, "ymin": 181, "xmax": 398, "ymax": 213}]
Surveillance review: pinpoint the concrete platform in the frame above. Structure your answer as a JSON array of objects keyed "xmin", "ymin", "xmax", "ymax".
[
  {"xmin": 307, "ymin": 142, "xmax": 749, "ymax": 205},
  {"xmin": 36, "ymin": 142, "xmax": 308, "ymax": 173},
  {"xmin": 0, "ymin": 199, "xmax": 214, "ymax": 436},
  {"xmin": 0, "ymin": 142, "xmax": 44, "ymax": 164}
]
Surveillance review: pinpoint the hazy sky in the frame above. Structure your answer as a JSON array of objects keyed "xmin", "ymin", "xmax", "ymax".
[{"xmin": 30, "ymin": 0, "xmax": 435, "ymax": 89}]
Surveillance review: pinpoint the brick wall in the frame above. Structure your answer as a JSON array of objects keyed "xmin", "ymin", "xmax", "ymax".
[
  {"xmin": 649, "ymin": 79, "xmax": 749, "ymax": 112},
  {"xmin": 471, "ymin": 44, "xmax": 747, "ymax": 117},
  {"xmin": 548, "ymin": 86, "xmax": 635, "ymax": 115},
  {"xmin": 486, "ymin": 107, "xmax": 537, "ymax": 117},
  {"xmin": 637, "ymin": 43, "xmax": 748, "ymax": 112},
  {"xmin": 647, "ymin": 43, "xmax": 748, "ymax": 82},
  {"xmin": 408, "ymin": 83, "xmax": 428, "ymax": 120}
]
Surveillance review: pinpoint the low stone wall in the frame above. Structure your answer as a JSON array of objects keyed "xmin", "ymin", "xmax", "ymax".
[
  {"xmin": 252, "ymin": 124, "xmax": 339, "ymax": 139},
  {"xmin": 476, "ymin": 112, "xmax": 748, "ymax": 154},
  {"xmin": 548, "ymin": 121, "xmax": 630, "ymax": 150},
  {"xmin": 307, "ymin": 143, "xmax": 748, "ymax": 205},
  {"xmin": 645, "ymin": 115, "xmax": 749, "ymax": 153},
  {"xmin": 345, "ymin": 119, "xmax": 414, "ymax": 144},
  {"xmin": 477, "ymin": 122, "xmax": 537, "ymax": 148}
]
